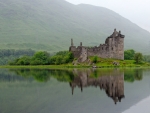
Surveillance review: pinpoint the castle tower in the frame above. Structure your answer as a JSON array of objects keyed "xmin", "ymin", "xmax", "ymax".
[
  {"xmin": 71, "ymin": 39, "xmax": 73, "ymax": 46},
  {"xmin": 80, "ymin": 42, "xmax": 82, "ymax": 46},
  {"xmin": 112, "ymin": 29, "xmax": 125, "ymax": 60},
  {"xmin": 119, "ymin": 31, "xmax": 121, "ymax": 34}
]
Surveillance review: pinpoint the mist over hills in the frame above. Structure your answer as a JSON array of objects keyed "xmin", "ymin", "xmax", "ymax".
[{"xmin": 0, "ymin": 0, "xmax": 150, "ymax": 53}]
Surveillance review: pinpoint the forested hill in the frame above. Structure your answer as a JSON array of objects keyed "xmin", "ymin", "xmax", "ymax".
[{"xmin": 0, "ymin": 0, "xmax": 150, "ymax": 53}]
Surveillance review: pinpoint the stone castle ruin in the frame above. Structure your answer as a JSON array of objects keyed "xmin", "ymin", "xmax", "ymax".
[{"xmin": 69, "ymin": 29, "xmax": 125, "ymax": 62}]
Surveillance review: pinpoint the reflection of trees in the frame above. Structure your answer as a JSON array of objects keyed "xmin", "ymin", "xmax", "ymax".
[
  {"xmin": 124, "ymin": 69, "xmax": 143, "ymax": 82},
  {"xmin": 9, "ymin": 69, "xmax": 74, "ymax": 82},
  {"xmin": 9, "ymin": 68, "xmax": 144, "ymax": 83},
  {"xmin": 134, "ymin": 69, "xmax": 143, "ymax": 80},
  {"xmin": 51, "ymin": 70, "xmax": 74, "ymax": 82},
  {"xmin": 10, "ymin": 69, "xmax": 50, "ymax": 82}
]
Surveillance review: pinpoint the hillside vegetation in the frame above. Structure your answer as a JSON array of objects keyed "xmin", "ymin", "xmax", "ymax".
[{"xmin": 0, "ymin": 0, "xmax": 150, "ymax": 53}]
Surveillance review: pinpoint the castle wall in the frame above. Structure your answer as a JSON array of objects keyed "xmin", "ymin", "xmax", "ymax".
[
  {"xmin": 69, "ymin": 29, "xmax": 125, "ymax": 62},
  {"xmin": 78, "ymin": 47, "xmax": 88, "ymax": 62},
  {"xmin": 69, "ymin": 46, "xmax": 81, "ymax": 58}
]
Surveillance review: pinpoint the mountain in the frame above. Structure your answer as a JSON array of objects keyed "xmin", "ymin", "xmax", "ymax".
[{"xmin": 0, "ymin": 0, "xmax": 150, "ymax": 54}]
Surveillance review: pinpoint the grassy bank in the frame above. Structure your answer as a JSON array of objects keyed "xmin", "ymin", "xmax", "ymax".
[
  {"xmin": 88, "ymin": 57, "xmax": 150, "ymax": 67},
  {"xmin": 0, "ymin": 57, "xmax": 150, "ymax": 69}
]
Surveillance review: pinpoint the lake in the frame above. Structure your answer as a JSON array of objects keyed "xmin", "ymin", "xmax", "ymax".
[{"xmin": 0, "ymin": 68, "xmax": 150, "ymax": 113}]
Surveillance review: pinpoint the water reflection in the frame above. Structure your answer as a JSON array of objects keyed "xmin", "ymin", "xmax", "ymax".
[
  {"xmin": 124, "ymin": 69, "xmax": 143, "ymax": 82},
  {"xmin": 5, "ymin": 68, "xmax": 145, "ymax": 105},
  {"xmin": 7, "ymin": 68, "xmax": 143, "ymax": 83},
  {"xmin": 70, "ymin": 69, "xmax": 125, "ymax": 104},
  {"xmin": 8, "ymin": 69, "xmax": 74, "ymax": 82},
  {"xmin": 0, "ymin": 68, "xmax": 148, "ymax": 113}
]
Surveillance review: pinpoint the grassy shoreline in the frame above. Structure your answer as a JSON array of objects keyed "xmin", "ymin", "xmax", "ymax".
[
  {"xmin": 0, "ymin": 64, "xmax": 150, "ymax": 69},
  {"xmin": 1, "ymin": 57, "xmax": 150, "ymax": 69}
]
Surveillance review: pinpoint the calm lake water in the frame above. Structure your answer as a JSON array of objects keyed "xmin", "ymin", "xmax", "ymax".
[{"xmin": 0, "ymin": 68, "xmax": 150, "ymax": 113}]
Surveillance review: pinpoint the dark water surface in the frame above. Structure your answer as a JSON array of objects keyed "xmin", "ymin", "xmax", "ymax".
[{"xmin": 0, "ymin": 68, "xmax": 150, "ymax": 113}]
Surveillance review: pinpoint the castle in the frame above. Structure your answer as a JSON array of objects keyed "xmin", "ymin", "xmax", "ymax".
[{"xmin": 69, "ymin": 29, "xmax": 125, "ymax": 62}]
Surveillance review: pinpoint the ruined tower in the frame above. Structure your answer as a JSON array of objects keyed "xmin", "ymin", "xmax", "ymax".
[
  {"xmin": 71, "ymin": 39, "xmax": 73, "ymax": 46},
  {"xmin": 105, "ymin": 29, "xmax": 125, "ymax": 60}
]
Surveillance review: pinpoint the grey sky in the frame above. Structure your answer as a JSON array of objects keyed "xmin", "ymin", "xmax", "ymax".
[{"xmin": 65, "ymin": 0, "xmax": 150, "ymax": 32}]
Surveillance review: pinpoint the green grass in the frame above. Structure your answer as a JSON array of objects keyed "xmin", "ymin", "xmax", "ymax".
[
  {"xmin": 0, "ymin": 57, "xmax": 150, "ymax": 69},
  {"xmin": 89, "ymin": 56, "xmax": 150, "ymax": 68}
]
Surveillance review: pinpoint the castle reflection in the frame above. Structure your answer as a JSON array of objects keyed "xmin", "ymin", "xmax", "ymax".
[{"xmin": 70, "ymin": 69, "xmax": 125, "ymax": 104}]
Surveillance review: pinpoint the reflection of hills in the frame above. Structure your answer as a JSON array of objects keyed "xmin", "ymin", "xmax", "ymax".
[
  {"xmin": 70, "ymin": 69, "xmax": 125, "ymax": 104},
  {"xmin": 1, "ymin": 69, "xmax": 74, "ymax": 83},
  {"xmin": 0, "ymin": 69, "xmax": 34, "ymax": 82}
]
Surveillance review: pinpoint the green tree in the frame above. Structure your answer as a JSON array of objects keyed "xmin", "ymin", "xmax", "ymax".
[
  {"xmin": 49, "ymin": 51, "xmax": 74, "ymax": 64},
  {"xmin": 124, "ymin": 49, "xmax": 135, "ymax": 60},
  {"xmin": 66, "ymin": 52, "xmax": 74, "ymax": 62},
  {"xmin": 134, "ymin": 52, "xmax": 143, "ymax": 64},
  {"xmin": 55, "ymin": 56, "xmax": 63, "ymax": 65},
  {"xmin": 17, "ymin": 56, "xmax": 31, "ymax": 65},
  {"xmin": 56, "ymin": 51, "xmax": 68, "ymax": 56},
  {"xmin": 9, "ymin": 50, "xmax": 74, "ymax": 65},
  {"xmin": 31, "ymin": 51, "xmax": 50, "ymax": 65},
  {"xmin": 92, "ymin": 56, "xmax": 98, "ymax": 63},
  {"xmin": 49, "ymin": 56, "xmax": 57, "ymax": 64}
]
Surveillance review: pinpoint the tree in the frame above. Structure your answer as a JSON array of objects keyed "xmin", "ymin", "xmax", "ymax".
[
  {"xmin": 8, "ymin": 50, "xmax": 74, "ymax": 65},
  {"xmin": 134, "ymin": 52, "xmax": 143, "ymax": 64},
  {"xmin": 55, "ymin": 56, "xmax": 63, "ymax": 65},
  {"xmin": 17, "ymin": 56, "xmax": 31, "ymax": 65},
  {"xmin": 66, "ymin": 52, "xmax": 74, "ymax": 62},
  {"xmin": 31, "ymin": 51, "xmax": 50, "ymax": 65},
  {"xmin": 49, "ymin": 51, "xmax": 74, "ymax": 64},
  {"xmin": 56, "ymin": 51, "xmax": 68, "ymax": 56},
  {"xmin": 49, "ymin": 56, "xmax": 57, "ymax": 64},
  {"xmin": 92, "ymin": 56, "xmax": 98, "ymax": 63},
  {"xmin": 124, "ymin": 49, "xmax": 135, "ymax": 60}
]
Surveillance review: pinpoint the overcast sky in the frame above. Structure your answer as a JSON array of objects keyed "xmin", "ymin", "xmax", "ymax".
[{"xmin": 65, "ymin": 0, "xmax": 150, "ymax": 32}]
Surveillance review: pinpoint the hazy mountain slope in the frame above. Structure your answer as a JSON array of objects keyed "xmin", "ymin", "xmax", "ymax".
[{"xmin": 0, "ymin": 0, "xmax": 150, "ymax": 53}]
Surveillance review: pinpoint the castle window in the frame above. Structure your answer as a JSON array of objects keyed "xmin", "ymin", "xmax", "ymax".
[
  {"xmin": 102, "ymin": 47, "xmax": 103, "ymax": 50},
  {"xmin": 106, "ymin": 47, "xmax": 108, "ymax": 50},
  {"xmin": 112, "ymin": 47, "xmax": 113, "ymax": 51}
]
